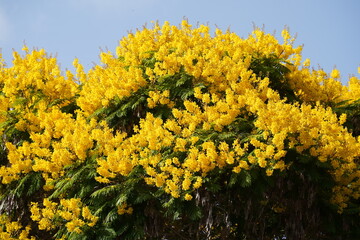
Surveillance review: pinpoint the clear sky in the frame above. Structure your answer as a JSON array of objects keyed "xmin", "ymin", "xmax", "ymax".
[{"xmin": 0, "ymin": 0, "xmax": 359, "ymax": 84}]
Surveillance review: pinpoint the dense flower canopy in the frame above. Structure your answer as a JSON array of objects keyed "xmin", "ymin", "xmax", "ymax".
[{"xmin": 0, "ymin": 21, "xmax": 359, "ymax": 239}]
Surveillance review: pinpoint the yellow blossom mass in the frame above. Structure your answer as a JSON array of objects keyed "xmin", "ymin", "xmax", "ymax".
[{"xmin": 0, "ymin": 21, "xmax": 359, "ymax": 238}]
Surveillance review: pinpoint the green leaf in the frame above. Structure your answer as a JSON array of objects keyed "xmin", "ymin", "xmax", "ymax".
[
  {"xmin": 90, "ymin": 184, "xmax": 122, "ymax": 200},
  {"xmin": 229, "ymin": 172, "xmax": 239, "ymax": 187},
  {"xmin": 13, "ymin": 97, "xmax": 28, "ymax": 106},
  {"xmin": 207, "ymin": 182, "xmax": 221, "ymax": 193},
  {"xmin": 50, "ymin": 164, "xmax": 96, "ymax": 199},
  {"xmin": 175, "ymin": 74, "xmax": 189, "ymax": 87},
  {"xmin": 187, "ymin": 204, "xmax": 202, "ymax": 220},
  {"xmin": 12, "ymin": 172, "xmax": 43, "ymax": 197},
  {"xmin": 90, "ymin": 107, "xmax": 109, "ymax": 119},
  {"xmin": 218, "ymin": 131, "xmax": 236, "ymax": 141},
  {"xmin": 240, "ymin": 171, "xmax": 252, "ymax": 188},
  {"xmin": 116, "ymin": 193, "xmax": 128, "ymax": 206},
  {"xmin": 104, "ymin": 209, "xmax": 119, "ymax": 224},
  {"xmin": 133, "ymin": 192, "xmax": 153, "ymax": 204}
]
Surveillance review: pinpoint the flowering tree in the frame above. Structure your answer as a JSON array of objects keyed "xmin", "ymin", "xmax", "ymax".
[{"xmin": 0, "ymin": 21, "xmax": 359, "ymax": 239}]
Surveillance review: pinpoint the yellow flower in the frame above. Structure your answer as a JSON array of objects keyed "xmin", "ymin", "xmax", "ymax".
[
  {"xmin": 182, "ymin": 177, "xmax": 191, "ymax": 190},
  {"xmin": 193, "ymin": 177, "xmax": 202, "ymax": 189},
  {"xmin": 117, "ymin": 203, "xmax": 133, "ymax": 215},
  {"xmin": 330, "ymin": 69, "xmax": 340, "ymax": 79},
  {"xmin": 184, "ymin": 193, "xmax": 193, "ymax": 201},
  {"xmin": 303, "ymin": 58, "xmax": 310, "ymax": 67},
  {"xmin": 266, "ymin": 169, "xmax": 273, "ymax": 176}
]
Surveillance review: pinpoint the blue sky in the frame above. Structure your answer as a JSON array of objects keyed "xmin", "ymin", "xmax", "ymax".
[{"xmin": 0, "ymin": 0, "xmax": 359, "ymax": 84}]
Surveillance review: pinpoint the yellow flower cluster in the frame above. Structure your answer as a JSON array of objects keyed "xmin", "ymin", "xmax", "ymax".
[
  {"xmin": 0, "ymin": 47, "xmax": 85, "ymax": 190},
  {"xmin": 0, "ymin": 110, "xmax": 99, "ymax": 188},
  {"xmin": 117, "ymin": 202, "xmax": 133, "ymax": 215},
  {"xmin": 343, "ymin": 73, "xmax": 360, "ymax": 103},
  {"xmin": 75, "ymin": 52, "xmax": 147, "ymax": 115},
  {"xmin": 95, "ymin": 109, "xmax": 244, "ymax": 198},
  {"xmin": 0, "ymin": 47, "xmax": 77, "ymax": 133},
  {"xmin": 147, "ymin": 90, "xmax": 174, "ymax": 108},
  {"xmin": 30, "ymin": 198, "xmax": 58, "ymax": 231},
  {"xmin": 0, "ymin": 214, "xmax": 35, "ymax": 240},
  {"xmin": 93, "ymin": 91, "xmax": 258, "ymax": 198},
  {"xmin": 76, "ymin": 20, "xmax": 302, "ymax": 116},
  {"xmin": 287, "ymin": 61, "xmax": 360, "ymax": 104},
  {"xmin": 1, "ymin": 47, "xmax": 77, "ymax": 101},
  {"xmin": 252, "ymin": 99, "xmax": 360, "ymax": 209},
  {"xmin": 0, "ymin": 20, "xmax": 359, "ymax": 226},
  {"xmin": 98, "ymin": 85, "xmax": 359, "ymax": 205},
  {"xmin": 30, "ymin": 198, "xmax": 98, "ymax": 235},
  {"xmin": 87, "ymin": 21, "xmax": 360, "ymax": 209}
]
